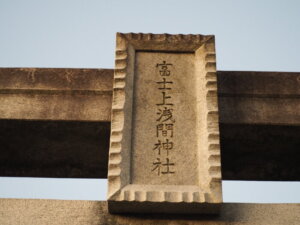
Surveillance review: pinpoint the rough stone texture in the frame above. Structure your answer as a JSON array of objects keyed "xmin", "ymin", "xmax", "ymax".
[
  {"xmin": 108, "ymin": 33, "xmax": 222, "ymax": 214},
  {"xmin": 0, "ymin": 68, "xmax": 112, "ymax": 121},
  {"xmin": 1, "ymin": 68, "xmax": 300, "ymax": 125},
  {"xmin": 218, "ymin": 71, "xmax": 300, "ymax": 125},
  {"xmin": 0, "ymin": 199, "xmax": 299, "ymax": 225},
  {"xmin": 0, "ymin": 69, "xmax": 300, "ymax": 181}
]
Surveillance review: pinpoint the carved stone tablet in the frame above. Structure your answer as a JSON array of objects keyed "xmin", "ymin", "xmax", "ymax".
[{"xmin": 108, "ymin": 33, "xmax": 222, "ymax": 214}]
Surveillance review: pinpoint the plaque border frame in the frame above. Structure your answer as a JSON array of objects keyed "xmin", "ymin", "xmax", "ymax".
[{"xmin": 108, "ymin": 33, "xmax": 222, "ymax": 210}]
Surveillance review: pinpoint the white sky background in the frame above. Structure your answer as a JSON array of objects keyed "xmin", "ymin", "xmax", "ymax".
[{"xmin": 0, "ymin": 0, "xmax": 299, "ymax": 203}]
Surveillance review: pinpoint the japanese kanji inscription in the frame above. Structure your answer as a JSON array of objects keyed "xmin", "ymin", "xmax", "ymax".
[{"xmin": 108, "ymin": 33, "xmax": 222, "ymax": 214}]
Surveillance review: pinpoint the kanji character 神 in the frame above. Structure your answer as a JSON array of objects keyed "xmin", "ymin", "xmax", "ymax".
[{"xmin": 153, "ymin": 139, "xmax": 174, "ymax": 155}]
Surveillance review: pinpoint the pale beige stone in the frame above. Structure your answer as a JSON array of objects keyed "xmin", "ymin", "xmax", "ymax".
[
  {"xmin": 1, "ymin": 68, "xmax": 300, "ymax": 125},
  {"xmin": 108, "ymin": 33, "xmax": 222, "ymax": 214},
  {"xmin": 0, "ymin": 68, "xmax": 112, "ymax": 121},
  {"xmin": 1, "ymin": 199, "xmax": 299, "ymax": 225}
]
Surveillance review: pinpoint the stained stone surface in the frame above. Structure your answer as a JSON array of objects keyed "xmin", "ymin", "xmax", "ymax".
[
  {"xmin": 132, "ymin": 52, "xmax": 198, "ymax": 186},
  {"xmin": 1, "ymin": 199, "xmax": 299, "ymax": 225},
  {"xmin": 107, "ymin": 33, "xmax": 222, "ymax": 214},
  {"xmin": 0, "ymin": 68, "xmax": 300, "ymax": 181}
]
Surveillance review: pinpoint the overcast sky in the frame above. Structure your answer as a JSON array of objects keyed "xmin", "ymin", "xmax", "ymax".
[{"xmin": 0, "ymin": 0, "xmax": 299, "ymax": 203}]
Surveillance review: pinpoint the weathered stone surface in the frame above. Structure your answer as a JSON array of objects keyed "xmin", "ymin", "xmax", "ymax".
[
  {"xmin": 0, "ymin": 69, "xmax": 300, "ymax": 181},
  {"xmin": 218, "ymin": 71, "xmax": 300, "ymax": 125},
  {"xmin": 1, "ymin": 68, "xmax": 300, "ymax": 125},
  {"xmin": 0, "ymin": 199, "xmax": 299, "ymax": 225},
  {"xmin": 0, "ymin": 68, "xmax": 112, "ymax": 121},
  {"xmin": 108, "ymin": 33, "xmax": 222, "ymax": 214}
]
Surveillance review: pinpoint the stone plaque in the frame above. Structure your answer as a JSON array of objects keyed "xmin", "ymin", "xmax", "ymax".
[{"xmin": 108, "ymin": 33, "xmax": 222, "ymax": 214}]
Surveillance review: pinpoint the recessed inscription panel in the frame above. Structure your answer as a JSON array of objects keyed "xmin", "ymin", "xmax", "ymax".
[
  {"xmin": 132, "ymin": 52, "xmax": 199, "ymax": 186},
  {"xmin": 108, "ymin": 33, "xmax": 222, "ymax": 214}
]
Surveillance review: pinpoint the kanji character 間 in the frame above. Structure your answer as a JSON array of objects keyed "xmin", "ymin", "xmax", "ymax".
[{"xmin": 156, "ymin": 123, "xmax": 174, "ymax": 137}]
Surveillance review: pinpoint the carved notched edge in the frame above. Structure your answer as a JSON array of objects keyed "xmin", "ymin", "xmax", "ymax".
[
  {"xmin": 200, "ymin": 36, "xmax": 222, "ymax": 203},
  {"xmin": 107, "ymin": 33, "xmax": 129, "ymax": 200},
  {"xmin": 108, "ymin": 33, "xmax": 222, "ymax": 204}
]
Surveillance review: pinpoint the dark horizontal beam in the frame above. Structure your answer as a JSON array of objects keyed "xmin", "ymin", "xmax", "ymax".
[
  {"xmin": 1, "ymin": 199, "xmax": 298, "ymax": 225},
  {"xmin": 0, "ymin": 119, "xmax": 299, "ymax": 181},
  {"xmin": 218, "ymin": 71, "xmax": 300, "ymax": 125},
  {"xmin": 0, "ymin": 120, "xmax": 110, "ymax": 179},
  {"xmin": 220, "ymin": 123, "xmax": 300, "ymax": 181},
  {"xmin": 0, "ymin": 68, "xmax": 299, "ymax": 181}
]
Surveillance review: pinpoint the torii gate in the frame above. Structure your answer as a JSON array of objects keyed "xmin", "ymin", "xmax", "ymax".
[{"xmin": 0, "ymin": 33, "xmax": 299, "ymax": 224}]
